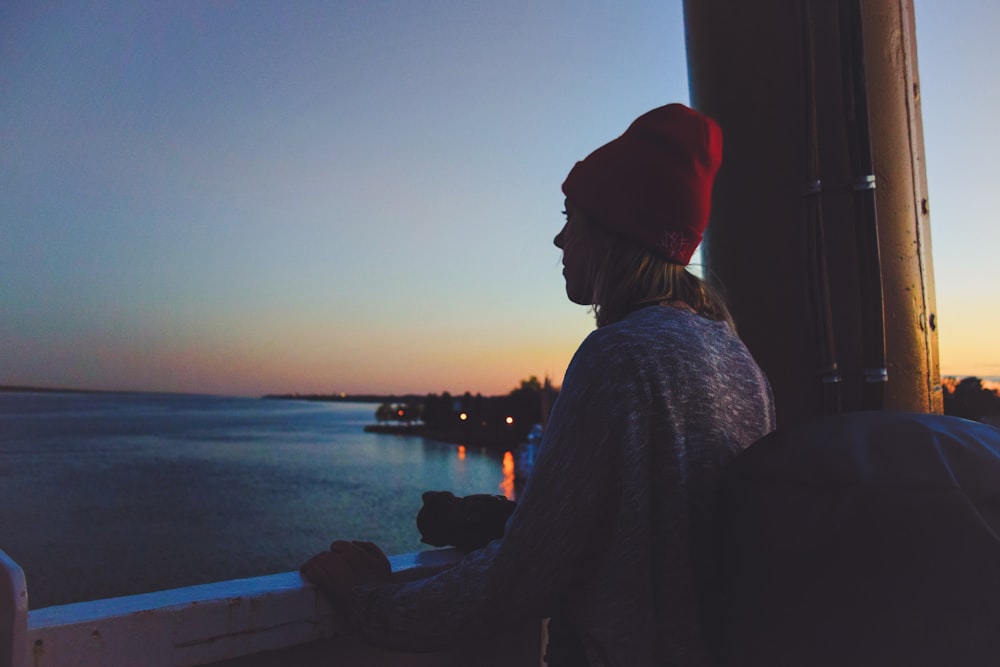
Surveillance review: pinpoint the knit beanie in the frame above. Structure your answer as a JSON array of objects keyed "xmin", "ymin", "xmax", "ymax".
[{"xmin": 561, "ymin": 103, "xmax": 723, "ymax": 265}]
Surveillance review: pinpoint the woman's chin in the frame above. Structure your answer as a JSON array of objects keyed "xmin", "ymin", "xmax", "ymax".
[{"xmin": 565, "ymin": 289, "xmax": 591, "ymax": 306}]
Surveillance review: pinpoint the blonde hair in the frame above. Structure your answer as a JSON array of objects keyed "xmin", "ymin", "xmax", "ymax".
[{"xmin": 579, "ymin": 217, "xmax": 734, "ymax": 330}]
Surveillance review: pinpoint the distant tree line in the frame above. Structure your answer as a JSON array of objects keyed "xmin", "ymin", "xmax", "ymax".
[
  {"xmin": 374, "ymin": 376, "xmax": 555, "ymax": 443},
  {"xmin": 943, "ymin": 377, "xmax": 1000, "ymax": 421}
]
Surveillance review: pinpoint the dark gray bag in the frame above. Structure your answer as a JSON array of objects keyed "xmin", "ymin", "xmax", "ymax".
[{"xmin": 715, "ymin": 411, "xmax": 1000, "ymax": 667}]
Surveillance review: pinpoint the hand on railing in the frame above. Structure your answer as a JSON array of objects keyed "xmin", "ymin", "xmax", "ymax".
[{"xmin": 300, "ymin": 540, "xmax": 391, "ymax": 601}]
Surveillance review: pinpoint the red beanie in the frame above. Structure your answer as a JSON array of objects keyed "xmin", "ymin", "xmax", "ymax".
[{"xmin": 561, "ymin": 103, "xmax": 723, "ymax": 265}]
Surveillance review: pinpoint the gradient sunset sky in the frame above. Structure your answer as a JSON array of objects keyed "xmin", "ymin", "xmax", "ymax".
[{"xmin": 2, "ymin": 1, "xmax": 998, "ymax": 397}]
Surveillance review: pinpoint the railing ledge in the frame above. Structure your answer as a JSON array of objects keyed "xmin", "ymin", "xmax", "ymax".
[
  {"xmin": 1, "ymin": 548, "xmax": 28, "ymax": 667},
  {"xmin": 3, "ymin": 547, "xmax": 487, "ymax": 667}
]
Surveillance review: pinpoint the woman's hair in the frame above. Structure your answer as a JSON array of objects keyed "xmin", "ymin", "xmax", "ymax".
[{"xmin": 578, "ymin": 216, "xmax": 735, "ymax": 330}]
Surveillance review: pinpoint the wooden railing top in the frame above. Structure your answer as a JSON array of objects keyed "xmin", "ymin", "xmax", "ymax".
[{"xmin": 1, "ymin": 547, "xmax": 465, "ymax": 667}]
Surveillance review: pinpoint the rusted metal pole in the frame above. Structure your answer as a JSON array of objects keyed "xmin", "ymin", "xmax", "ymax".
[{"xmin": 683, "ymin": 0, "xmax": 941, "ymax": 426}]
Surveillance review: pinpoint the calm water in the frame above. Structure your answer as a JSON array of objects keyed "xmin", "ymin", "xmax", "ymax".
[{"xmin": 0, "ymin": 392, "xmax": 511, "ymax": 608}]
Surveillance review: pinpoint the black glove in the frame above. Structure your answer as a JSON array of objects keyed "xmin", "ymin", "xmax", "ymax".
[{"xmin": 416, "ymin": 490, "xmax": 517, "ymax": 552}]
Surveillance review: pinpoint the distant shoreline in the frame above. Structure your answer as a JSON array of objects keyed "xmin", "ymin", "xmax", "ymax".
[
  {"xmin": 0, "ymin": 386, "xmax": 419, "ymax": 403},
  {"xmin": 0, "ymin": 385, "xmax": 127, "ymax": 395},
  {"xmin": 0, "ymin": 385, "xmax": 519, "ymax": 452},
  {"xmin": 262, "ymin": 393, "xmax": 420, "ymax": 404},
  {"xmin": 0, "ymin": 385, "xmax": 244, "ymax": 399}
]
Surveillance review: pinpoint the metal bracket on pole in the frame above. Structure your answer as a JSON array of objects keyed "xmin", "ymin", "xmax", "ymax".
[
  {"xmin": 864, "ymin": 368, "xmax": 889, "ymax": 383},
  {"xmin": 853, "ymin": 174, "xmax": 877, "ymax": 191}
]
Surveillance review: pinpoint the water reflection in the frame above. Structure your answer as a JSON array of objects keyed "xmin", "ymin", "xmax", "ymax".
[
  {"xmin": 0, "ymin": 394, "xmax": 514, "ymax": 607},
  {"xmin": 500, "ymin": 450, "xmax": 515, "ymax": 500},
  {"xmin": 457, "ymin": 445, "xmax": 466, "ymax": 460}
]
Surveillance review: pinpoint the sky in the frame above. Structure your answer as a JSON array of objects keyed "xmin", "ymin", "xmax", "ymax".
[{"xmin": 1, "ymin": 1, "xmax": 998, "ymax": 397}]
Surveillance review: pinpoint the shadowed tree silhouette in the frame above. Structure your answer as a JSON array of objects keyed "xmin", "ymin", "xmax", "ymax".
[
  {"xmin": 373, "ymin": 378, "xmax": 557, "ymax": 447},
  {"xmin": 943, "ymin": 377, "xmax": 1000, "ymax": 421}
]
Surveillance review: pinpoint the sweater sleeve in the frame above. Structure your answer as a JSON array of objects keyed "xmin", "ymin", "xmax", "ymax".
[{"xmin": 347, "ymin": 331, "xmax": 631, "ymax": 651}]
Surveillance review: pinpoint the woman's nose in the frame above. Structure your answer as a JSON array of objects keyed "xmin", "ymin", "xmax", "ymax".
[{"xmin": 554, "ymin": 225, "xmax": 567, "ymax": 249}]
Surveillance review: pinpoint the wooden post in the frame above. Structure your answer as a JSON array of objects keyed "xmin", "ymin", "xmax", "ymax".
[{"xmin": 683, "ymin": 0, "xmax": 941, "ymax": 426}]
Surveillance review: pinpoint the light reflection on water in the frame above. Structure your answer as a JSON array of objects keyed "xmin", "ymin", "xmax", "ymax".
[
  {"xmin": 500, "ymin": 450, "xmax": 516, "ymax": 500},
  {"xmin": 0, "ymin": 392, "xmax": 509, "ymax": 608}
]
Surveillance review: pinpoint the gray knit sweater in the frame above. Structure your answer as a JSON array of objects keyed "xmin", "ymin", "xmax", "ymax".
[{"xmin": 350, "ymin": 305, "xmax": 775, "ymax": 665}]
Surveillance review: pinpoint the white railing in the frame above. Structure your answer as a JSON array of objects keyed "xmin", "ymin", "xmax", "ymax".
[{"xmin": 0, "ymin": 547, "xmax": 540, "ymax": 667}]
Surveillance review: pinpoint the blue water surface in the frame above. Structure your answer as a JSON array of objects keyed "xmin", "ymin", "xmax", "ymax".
[{"xmin": 0, "ymin": 392, "xmax": 509, "ymax": 608}]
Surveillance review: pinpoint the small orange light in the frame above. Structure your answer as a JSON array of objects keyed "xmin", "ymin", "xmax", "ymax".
[
  {"xmin": 459, "ymin": 412, "xmax": 468, "ymax": 421},
  {"xmin": 505, "ymin": 416, "xmax": 514, "ymax": 425}
]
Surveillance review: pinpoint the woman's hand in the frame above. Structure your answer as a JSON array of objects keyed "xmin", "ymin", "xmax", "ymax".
[{"xmin": 300, "ymin": 540, "xmax": 392, "ymax": 600}]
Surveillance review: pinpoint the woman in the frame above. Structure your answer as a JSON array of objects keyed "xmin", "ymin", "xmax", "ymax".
[{"xmin": 301, "ymin": 103, "xmax": 775, "ymax": 666}]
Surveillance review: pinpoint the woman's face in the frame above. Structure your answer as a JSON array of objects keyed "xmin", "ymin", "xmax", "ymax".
[{"xmin": 554, "ymin": 201, "xmax": 597, "ymax": 305}]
